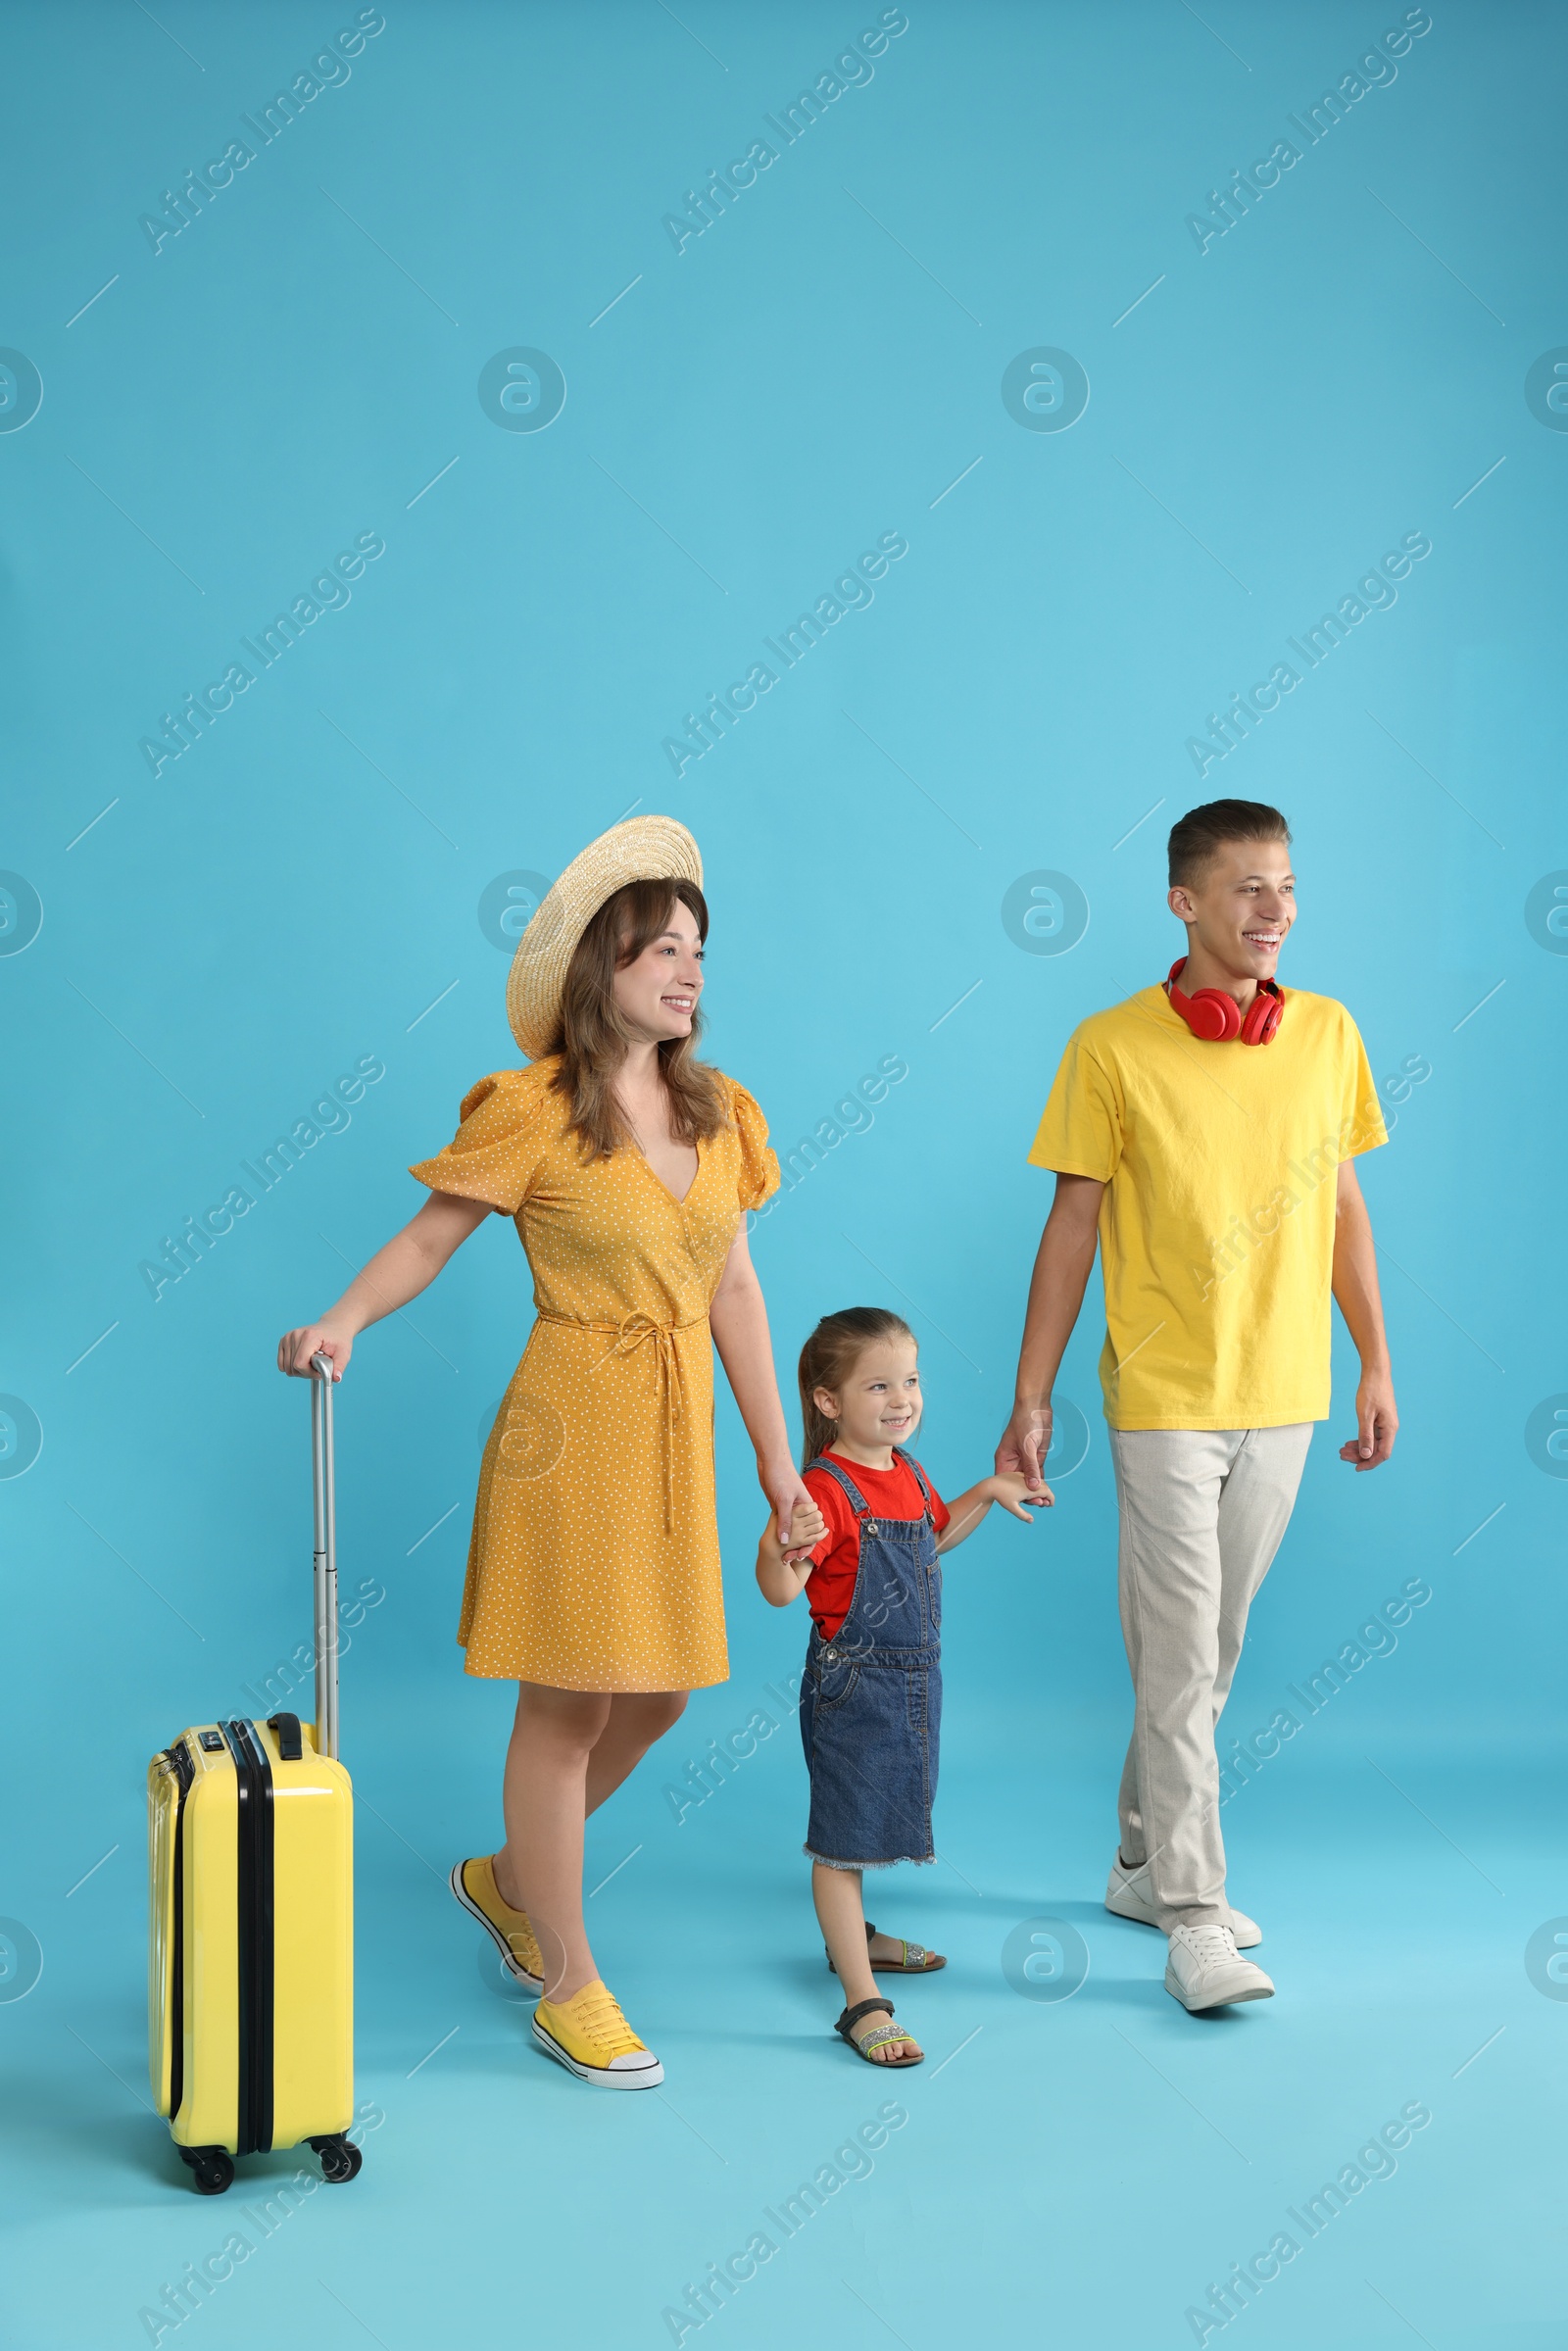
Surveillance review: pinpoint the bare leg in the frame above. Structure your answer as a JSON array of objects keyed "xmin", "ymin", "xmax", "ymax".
[
  {"xmin": 585, "ymin": 1691, "xmax": 687, "ymax": 1815},
  {"xmin": 492, "ymin": 1686, "xmax": 688, "ymax": 2004},
  {"xmin": 494, "ymin": 1684, "xmax": 611, "ymax": 2003},
  {"xmin": 811, "ymin": 1864, "xmax": 921, "ymax": 2063}
]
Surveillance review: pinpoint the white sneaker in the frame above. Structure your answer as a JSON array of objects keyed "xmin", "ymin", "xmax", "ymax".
[
  {"xmin": 1104, "ymin": 1856, "xmax": 1261, "ymax": 1949},
  {"xmin": 1164, "ymin": 1923, "xmax": 1274, "ymax": 2012}
]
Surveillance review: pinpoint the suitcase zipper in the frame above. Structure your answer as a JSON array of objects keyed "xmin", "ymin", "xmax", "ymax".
[
  {"xmin": 222, "ymin": 1721, "xmax": 275, "ymax": 2156},
  {"xmin": 161, "ymin": 1739, "xmax": 195, "ymax": 2120}
]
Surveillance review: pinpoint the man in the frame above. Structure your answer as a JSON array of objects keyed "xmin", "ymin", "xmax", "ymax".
[{"xmin": 997, "ymin": 799, "xmax": 1396, "ymax": 2012}]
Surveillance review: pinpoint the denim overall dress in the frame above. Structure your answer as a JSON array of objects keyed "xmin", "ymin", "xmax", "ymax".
[{"xmin": 799, "ymin": 1451, "xmax": 942, "ymax": 1869}]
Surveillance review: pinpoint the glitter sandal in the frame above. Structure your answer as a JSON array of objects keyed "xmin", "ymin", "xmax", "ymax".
[{"xmin": 834, "ymin": 1997, "xmax": 923, "ymax": 2066}]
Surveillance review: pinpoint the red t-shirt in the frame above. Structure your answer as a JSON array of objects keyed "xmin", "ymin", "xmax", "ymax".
[{"xmin": 801, "ymin": 1451, "xmax": 951, "ymax": 1640}]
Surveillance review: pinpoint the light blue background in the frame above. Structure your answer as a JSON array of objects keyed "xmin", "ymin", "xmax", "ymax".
[{"xmin": 2, "ymin": 2, "xmax": 1564, "ymax": 2345}]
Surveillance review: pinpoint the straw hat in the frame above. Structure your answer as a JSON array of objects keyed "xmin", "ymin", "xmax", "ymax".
[{"xmin": 506, "ymin": 814, "xmax": 704, "ymax": 1058}]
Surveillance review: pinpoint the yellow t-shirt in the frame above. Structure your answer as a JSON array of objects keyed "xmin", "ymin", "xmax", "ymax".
[{"xmin": 1028, "ymin": 985, "xmax": 1386, "ymax": 1431}]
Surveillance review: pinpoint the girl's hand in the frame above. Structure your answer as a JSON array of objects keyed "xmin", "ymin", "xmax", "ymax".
[
  {"xmin": 989, "ymin": 1470, "xmax": 1054, "ymax": 1521},
  {"xmin": 939, "ymin": 1469, "xmax": 1054, "ymax": 1553},
  {"xmin": 277, "ymin": 1322, "xmax": 354, "ymax": 1380}
]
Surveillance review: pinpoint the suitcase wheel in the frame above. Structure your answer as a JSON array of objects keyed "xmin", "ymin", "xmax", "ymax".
[
  {"xmin": 309, "ymin": 2132, "xmax": 363, "ymax": 2184},
  {"xmin": 179, "ymin": 2147, "xmax": 235, "ymax": 2196}
]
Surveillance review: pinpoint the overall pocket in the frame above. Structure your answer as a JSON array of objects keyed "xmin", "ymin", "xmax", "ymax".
[{"xmin": 811, "ymin": 1649, "xmax": 861, "ymax": 1713}]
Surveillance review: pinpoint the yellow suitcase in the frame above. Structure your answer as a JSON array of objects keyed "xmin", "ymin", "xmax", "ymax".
[{"xmin": 148, "ymin": 1360, "xmax": 358, "ymax": 2195}]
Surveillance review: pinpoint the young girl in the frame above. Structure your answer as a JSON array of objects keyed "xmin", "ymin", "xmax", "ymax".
[{"xmin": 757, "ymin": 1307, "xmax": 1051, "ymax": 2066}]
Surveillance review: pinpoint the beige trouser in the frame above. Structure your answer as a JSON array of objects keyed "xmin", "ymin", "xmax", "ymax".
[{"xmin": 1108, "ymin": 1424, "xmax": 1313, "ymax": 1931}]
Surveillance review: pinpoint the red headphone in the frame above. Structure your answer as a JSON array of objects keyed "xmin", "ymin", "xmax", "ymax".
[{"xmin": 1165, "ymin": 959, "xmax": 1284, "ymax": 1045}]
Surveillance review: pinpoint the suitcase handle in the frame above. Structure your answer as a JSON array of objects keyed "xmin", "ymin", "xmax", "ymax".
[
  {"xmin": 267, "ymin": 1711, "xmax": 305, "ymax": 1761},
  {"xmin": 309, "ymin": 1353, "xmax": 340, "ymax": 1761}
]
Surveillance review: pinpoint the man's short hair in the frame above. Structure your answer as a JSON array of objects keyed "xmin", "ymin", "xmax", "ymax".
[{"xmin": 1167, "ymin": 799, "xmax": 1292, "ymax": 888}]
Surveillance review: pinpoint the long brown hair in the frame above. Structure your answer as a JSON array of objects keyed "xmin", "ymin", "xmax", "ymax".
[
  {"xmin": 548, "ymin": 878, "xmax": 729, "ymax": 1159},
  {"xmin": 798, "ymin": 1307, "xmax": 917, "ymax": 1470}
]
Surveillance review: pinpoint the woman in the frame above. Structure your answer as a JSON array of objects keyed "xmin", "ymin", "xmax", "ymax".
[{"xmin": 277, "ymin": 816, "xmax": 812, "ymax": 2089}]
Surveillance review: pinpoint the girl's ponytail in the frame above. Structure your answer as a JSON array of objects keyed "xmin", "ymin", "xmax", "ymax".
[{"xmin": 797, "ymin": 1307, "xmax": 916, "ymax": 1470}]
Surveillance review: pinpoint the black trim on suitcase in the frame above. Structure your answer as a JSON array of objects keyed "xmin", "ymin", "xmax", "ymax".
[
  {"xmin": 163, "ymin": 1739, "xmax": 196, "ymax": 2121},
  {"xmin": 223, "ymin": 1720, "xmax": 275, "ymax": 2156}
]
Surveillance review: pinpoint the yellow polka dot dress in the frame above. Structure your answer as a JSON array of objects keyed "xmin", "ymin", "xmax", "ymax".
[{"xmin": 409, "ymin": 1059, "xmax": 779, "ymax": 1692}]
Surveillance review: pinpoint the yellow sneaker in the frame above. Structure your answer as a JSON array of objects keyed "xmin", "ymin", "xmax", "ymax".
[
  {"xmin": 449, "ymin": 1854, "xmax": 545, "ymax": 1993},
  {"xmin": 532, "ymin": 1979, "xmax": 663, "ymax": 2088}
]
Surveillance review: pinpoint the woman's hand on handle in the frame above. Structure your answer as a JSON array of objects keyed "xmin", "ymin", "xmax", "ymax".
[
  {"xmin": 273, "ymin": 1193, "xmax": 494, "ymax": 1384},
  {"xmin": 277, "ymin": 1324, "xmax": 354, "ymax": 1380}
]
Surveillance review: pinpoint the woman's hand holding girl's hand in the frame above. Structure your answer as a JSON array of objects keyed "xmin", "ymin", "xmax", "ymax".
[
  {"xmin": 782, "ymin": 1498, "xmax": 826, "ymax": 1555},
  {"xmin": 756, "ymin": 1496, "xmax": 824, "ymax": 1606},
  {"xmin": 276, "ymin": 1323, "xmax": 355, "ymax": 1380},
  {"xmin": 763, "ymin": 1465, "xmax": 819, "ymax": 1566},
  {"xmin": 990, "ymin": 1470, "xmax": 1054, "ymax": 1520}
]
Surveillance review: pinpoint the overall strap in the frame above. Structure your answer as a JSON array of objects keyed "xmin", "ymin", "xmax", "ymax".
[
  {"xmin": 805, "ymin": 1454, "xmax": 872, "ymax": 1517},
  {"xmin": 892, "ymin": 1448, "xmax": 937, "ymax": 1517}
]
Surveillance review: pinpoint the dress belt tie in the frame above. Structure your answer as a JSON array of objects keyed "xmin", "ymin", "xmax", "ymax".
[{"xmin": 535, "ymin": 1308, "xmax": 703, "ymax": 1535}]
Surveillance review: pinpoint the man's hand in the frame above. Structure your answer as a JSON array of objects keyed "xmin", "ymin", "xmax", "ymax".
[
  {"xmin": 1331, "ymin": 1165, "xmax": 1396, "ymax": 1472},
  {"xmin": 996, "ymin": 1400, "xmax": 1054, "ymax": 1494},
  {"xmin": 1339, "ymin": 1368, "xmax": 1397, "ymax": 1470}
]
